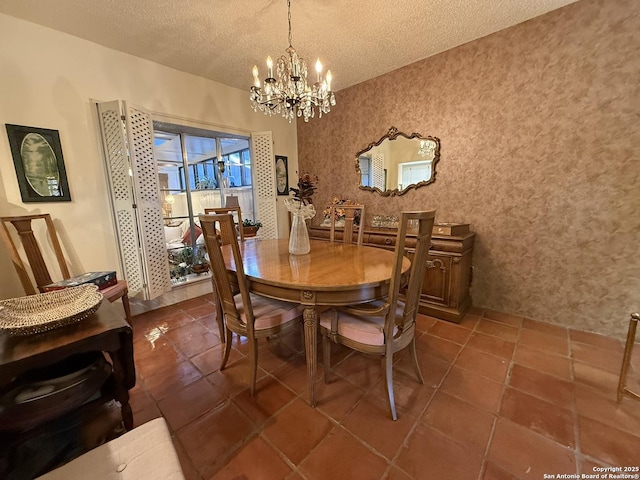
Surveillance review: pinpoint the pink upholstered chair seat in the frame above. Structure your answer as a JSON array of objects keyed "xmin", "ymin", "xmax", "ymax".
[
  {"xmin": 236, "ymin": 293, "xmax": 304, "ymax": 330},
  {"xmin": 319, "ymin": 302, "xmax": 401, "ymax": 346}
]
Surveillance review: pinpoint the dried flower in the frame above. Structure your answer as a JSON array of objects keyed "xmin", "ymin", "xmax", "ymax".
[
  {"xmin": 323, "ymin": 197, "xmax": 361, "ymax": 225},
  {"xmin": 289, "ymin": 172, "xmax": 318, "ymax": 205}
]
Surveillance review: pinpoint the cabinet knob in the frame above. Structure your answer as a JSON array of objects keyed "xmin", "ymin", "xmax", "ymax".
[{"xmin": 385, "ymin": 238, "xmax": 392, "ymax": 245}]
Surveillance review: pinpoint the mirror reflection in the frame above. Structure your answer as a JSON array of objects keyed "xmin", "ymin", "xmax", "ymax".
[{"xmin": 356, "ymin": 127, "xmax": 440, "ymax": 196}]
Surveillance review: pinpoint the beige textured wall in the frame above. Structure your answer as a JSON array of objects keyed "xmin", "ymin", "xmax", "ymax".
[
  {"xmin": 297, "ymin": 0, "xmax": 640, "ymax": 338},
  {"xmin": 0, "ymin": 13, "xmax": 298, "ymax": 303}
]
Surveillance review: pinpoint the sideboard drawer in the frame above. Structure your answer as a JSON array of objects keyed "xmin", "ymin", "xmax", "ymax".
[
  {"xmin": 366, "ymin": 231, "xmax": 417, "ymax": 250},
  {"xmin": 367, "ymin": 233, "xmax": 396, "ymax": 249}
]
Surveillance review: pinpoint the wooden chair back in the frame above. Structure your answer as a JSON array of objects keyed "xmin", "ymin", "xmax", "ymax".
[
  {"xmin": 387, "ymin": 211, "xmax": 436, "ymax": 338},
  {"xmin": 204, "ymin": 207, "xmax": 244, "ymax": 243},
  {"xmin": 329, "ymin": 204, "xmax": 365, "ymax": 246},
  {"xmin": 200, "ymin": 213, "xmax": 254, "ymax": 334},
  {"xmin": 0, "ymin": 214, "xmax": 70, "ymax": 294},
  {"xmin": 0, "ymin": 213, "xmax": 132, "ymax": 323}
]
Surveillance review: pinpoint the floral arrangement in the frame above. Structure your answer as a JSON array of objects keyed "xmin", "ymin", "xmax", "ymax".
[
  {"xmin": 289, "ymin": 172, "xmax": 318, "ymax": 205},
  {"xmin": 322, "ymin": 197, "xmax": 361, "ymax": 225}
]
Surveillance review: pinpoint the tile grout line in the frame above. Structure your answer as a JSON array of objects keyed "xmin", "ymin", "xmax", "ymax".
[
  {"xmin": 476, "ymin": 311, "xmax": 522, "ymax": 480},
  {"xmin": 568, "ymin": 331, "xmax": 585, "ymax": 475},
  {"xmin": 385, "ymin": 313, "xmax": 484, "ymax": 479}
]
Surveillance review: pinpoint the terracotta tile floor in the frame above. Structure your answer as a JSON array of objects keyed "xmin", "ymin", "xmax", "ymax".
[{"xmin": 129, "ymin": 295, "xmax": 640, "ymax": 479}]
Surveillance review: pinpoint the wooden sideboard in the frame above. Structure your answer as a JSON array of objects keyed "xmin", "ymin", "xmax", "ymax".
[{"xmin": 309, "ymin": 226, "xmax": 475, "ymax": 323}]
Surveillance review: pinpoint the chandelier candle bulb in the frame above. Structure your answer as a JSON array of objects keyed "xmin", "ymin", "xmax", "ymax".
[
  {"xmin": 326, "ymin": 70, "xmax": 332, "ymax": 90},
  {"xmin": 252, "ymin": 66, "xmax": 260, "ymax": 87},
  {"xmin": 266, "ymin": 56, "xmax": 274, "ymax": 79},
  {"xmin": 315, "ymin": 58, "xmax": 322, "ymax": 82}
]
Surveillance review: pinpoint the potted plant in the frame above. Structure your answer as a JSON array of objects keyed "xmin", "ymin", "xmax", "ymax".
[
  {"xmin": 169, "ymin": 245, "xmax": 209, "ymax": 277},
  {"xmin": 242, "ymin": 219, "xmax": 262, "ymax": 238},
  {"xmin": 190, "ymin": 245, "xmax": 210, "ymax": 274}
]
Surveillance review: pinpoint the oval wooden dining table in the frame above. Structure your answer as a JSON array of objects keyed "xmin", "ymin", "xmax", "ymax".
[{"xmin": 220, "ymin": 238, "xmax": 410, "ymax": 407}]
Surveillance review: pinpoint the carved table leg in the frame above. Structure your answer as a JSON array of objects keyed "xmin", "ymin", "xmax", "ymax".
[{"xmin": 303, "ymin": 305, "xmax": 318, "ymax": 407}]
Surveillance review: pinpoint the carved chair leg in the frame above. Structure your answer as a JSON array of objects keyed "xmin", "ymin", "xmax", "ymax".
[
  {"xmin": 383, "ymin": 355, "xmax": 398, "ymax": 421},
  {"xmin": 221, "ymin": 328, "xmax": 233, "ymax": 370},
  {"xmin": 322, "ymin": 334, "xmax": 332, "ymax": 384},
  {"xmin": 215, "ymin": 302, "xmax": 225, "ymax": 342},
  {"xmin": 410, "ymin": 338, "xmax": 424, "ymax": 384},
  {"xmin": 212, "ymin": 287, "xmax": 225, "ymax": 342},
  {"xmin": 216, "ymin": 316, "xmax": 226, "ymax": 343},
  {"xmin": 249, "ymin": 338, "xmax": 258, "ymax": 396}
]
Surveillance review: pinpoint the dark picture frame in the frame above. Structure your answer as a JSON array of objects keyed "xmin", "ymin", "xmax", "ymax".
[
  {"xmin": 275, "ymin": 155, "xmax": 289, "ymax": 196},
  {"xmin": 5, "ymin": 124, "xmax": 71, "ymax": 203}
]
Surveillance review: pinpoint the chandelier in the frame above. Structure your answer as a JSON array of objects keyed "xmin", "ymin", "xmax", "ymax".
[
  {"xmin": 250, "ymin": 0, "xmax": 336, "ymax": 122},
  {"xmin": 418, "ymin": 140, "xmax": 435, "ymax": 157}
]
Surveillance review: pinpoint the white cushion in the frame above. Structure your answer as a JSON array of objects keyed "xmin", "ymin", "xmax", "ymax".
[
  {"xmin": 164, "ymin": 225, "xmax": 183, "ymax": 243},
  {"xmin": 37, "ymin": 418, "xmax": 184, "ymax": 480}
]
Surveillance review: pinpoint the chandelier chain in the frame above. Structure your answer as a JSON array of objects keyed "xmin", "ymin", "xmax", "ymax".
[{"xmin": 287, "ymin": 0, "xmax": 293, "ymax": 48}]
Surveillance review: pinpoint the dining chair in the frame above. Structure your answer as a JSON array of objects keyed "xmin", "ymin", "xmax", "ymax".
[
  {"xmin": 204, "ymin": 206, "xmax": 244, "ymax": 242},
  {"xmin": 320, "ymin": 210, "xmax": 436, "ymax": 420},
  {"xmin": 199, "ymin": 213, "xmax": 304, "ymax": 394},
  {"xmin": 0, "ymin": 213, "xmax": 132, "ymax": 324},
  {"xmin": 617, "ymin": 312, "xmax": 640, "ymax": 403},
  {"xmin": 329, "ymin": 204, "xmax": 365, "ymax": 246},
  {"xmin": 202, "ymin": 207, "xmax": 244, "ymax": 341}
]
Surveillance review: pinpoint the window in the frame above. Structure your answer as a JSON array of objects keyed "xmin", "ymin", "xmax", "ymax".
[{"xmin": 153, "ymin": 123, "xmax": 255, "ymax": 285}]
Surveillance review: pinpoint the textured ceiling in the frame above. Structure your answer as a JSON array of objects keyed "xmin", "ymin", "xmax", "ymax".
[{"xmin": 0, "ymin": 0, "xmax": 578, "ymax": 91}]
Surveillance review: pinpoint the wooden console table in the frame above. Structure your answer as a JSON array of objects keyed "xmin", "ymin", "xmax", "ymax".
[
  {"xmin": 309, "ymin": 226, "xmax": 475, "ymax": 323},
  {"xmin": 0, "ymin": 301, "xmax": 135, "ymax": 437}
]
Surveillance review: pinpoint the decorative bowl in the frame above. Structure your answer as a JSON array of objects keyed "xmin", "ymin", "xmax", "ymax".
[{"xmin": 0, "ymin": 284, "xmax": 104, "ymax": 336}]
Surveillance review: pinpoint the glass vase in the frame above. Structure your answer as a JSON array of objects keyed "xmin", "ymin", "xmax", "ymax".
[{"xmin": 285, "ymin": 199, "xmax": 316, "ymax": 255}]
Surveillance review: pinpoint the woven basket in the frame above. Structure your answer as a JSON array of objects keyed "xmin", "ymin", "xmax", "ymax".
[{"xmin": 0, "ymin": 284, "xmax": 104, "ymax": 336}]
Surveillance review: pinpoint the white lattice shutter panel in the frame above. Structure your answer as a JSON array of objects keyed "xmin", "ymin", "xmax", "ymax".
[
  {"xmin": 124, "ymin": 102, "xmax": 171, "ymax": 299},
  {"xmin": 251, "ymin": 131, "xmax": 277, "ymax": 239},
  {"xmin": 97, "ymin": 101, "xmax": 144, "ymax": 295},
  {"xmin": 372, "ymin": 153, "xmax": 385, "ymax": 190},
  {"xmin": 97, "ymin": 100, "xmax": 171, "ymax": 300}
]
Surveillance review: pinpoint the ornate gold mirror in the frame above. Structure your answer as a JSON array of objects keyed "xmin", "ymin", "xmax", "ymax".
[{"xmin": 355, "ymin": 127, "xmax": 440, "ymax": 196}]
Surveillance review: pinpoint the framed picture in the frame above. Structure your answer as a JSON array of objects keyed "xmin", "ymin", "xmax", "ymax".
[
  {"xmin": 275, "ymin": 155, "xmax": 289, "ymax": 196},
  {"xmin": 5, "ymin": 124, "xmax": 71, "ymax": 202}
]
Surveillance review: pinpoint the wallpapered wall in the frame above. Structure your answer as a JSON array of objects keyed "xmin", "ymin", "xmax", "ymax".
[{"xmin": 297, "ymin": 0, "xmax": 640, "ymax": 338}]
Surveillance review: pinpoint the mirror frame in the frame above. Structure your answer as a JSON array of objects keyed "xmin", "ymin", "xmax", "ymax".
[{"xmin": 355, "ymin": 126, "xmax": 440, "ymax": 197}]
